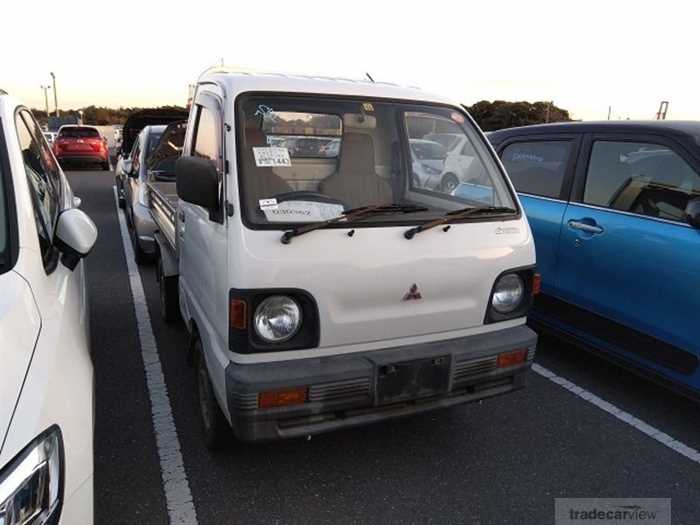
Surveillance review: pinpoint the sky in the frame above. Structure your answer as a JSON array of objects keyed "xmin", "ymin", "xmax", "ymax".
[{"xmin": 1, "ymin": 0, "xmax": 698, "ymax": 121}]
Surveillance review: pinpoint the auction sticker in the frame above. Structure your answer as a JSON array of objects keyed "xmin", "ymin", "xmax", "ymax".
[
  {"xmin": 253, "ymin": 147, "xmax": 292, "ymax": 167},
  {"xmin": 263, "ymin": 201, "xmax": 344, "ymax": 223}
]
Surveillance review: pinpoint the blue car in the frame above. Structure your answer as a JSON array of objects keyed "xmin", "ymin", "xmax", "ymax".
[{"xmin": 485, "ymin": 121, "xmax": 700, "ymax": 397}]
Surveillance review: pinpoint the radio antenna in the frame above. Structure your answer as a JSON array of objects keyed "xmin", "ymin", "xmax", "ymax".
[{"xmin": 365, "ymin": 72, "xmax": 375, "ymax": 83}]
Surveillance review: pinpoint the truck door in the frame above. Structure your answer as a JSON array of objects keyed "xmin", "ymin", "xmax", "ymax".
[
  {"xmin": 179, "ymin": 92, "xmax": 229, "ymax": 372},
  {"xmin": 497, "ymin": 135, "xmax": 579, "ymax": 295},
  {"xmin": 556, "ymin": 134, "xmax": 700, "ymax": 380}
]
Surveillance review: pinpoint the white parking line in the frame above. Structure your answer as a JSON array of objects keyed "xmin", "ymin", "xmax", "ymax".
[
  {"xmin": 531, "ymin": 363, "xmax": 700, "ymax": 464},
  {"xmin": 113, "ymin": 187, "xmax": 198, "ymax": 524}
]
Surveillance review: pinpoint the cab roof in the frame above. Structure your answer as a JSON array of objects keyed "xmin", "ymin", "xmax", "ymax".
[{"xmin": 198, "ymin": 67, "xmax": 455, "ymax": 106}]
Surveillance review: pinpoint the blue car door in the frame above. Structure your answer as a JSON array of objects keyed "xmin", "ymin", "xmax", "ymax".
[
  {"xmin": 498, "ymin": 135, "xmax": 580, "ymax": 295},
  {"xmin": 556, "ymin": 133, "xmax": 700, "ymax": 386}
]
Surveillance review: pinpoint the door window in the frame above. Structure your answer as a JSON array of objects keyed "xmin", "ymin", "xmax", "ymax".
[
  {"xmin": 584, "ymin": 141, "xmax": 700, "ymax": 222},
  {"xmin": 192, "ymin": 106, "xmax": 221, "ymax": 165},
  {"xmin": 501, "ymin": 140, "xmax": 572, "ymax": 199},
  {"xmin": 16, "ymin": 110, "xmax": 61, "ymax": 270}
]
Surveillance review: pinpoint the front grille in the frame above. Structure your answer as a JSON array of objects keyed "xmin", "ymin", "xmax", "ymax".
[
  {"xmin": 452, "ymin": 356, "xmax": 498, "ymax": 385},
  {"xmin": 308, "ymin": 377, "xmax": 371, "ymax": 403}
]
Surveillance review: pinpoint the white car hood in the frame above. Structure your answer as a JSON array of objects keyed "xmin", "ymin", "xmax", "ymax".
[{"xmin": 0, "ymin": 271, "xmax": 41, "ymax": 453}]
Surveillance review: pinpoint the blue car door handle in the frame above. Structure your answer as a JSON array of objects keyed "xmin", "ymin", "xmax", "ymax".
[{"xmin": 568, "ymin": 220, "xmax": 604, "ymax": 234}]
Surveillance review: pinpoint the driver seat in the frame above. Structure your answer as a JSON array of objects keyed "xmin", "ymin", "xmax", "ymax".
[
  {"xmin": 243, "ymin": 126, "xmax": 293, "ymax": 213},
  {"xmin": 320, "ymin": 133, "xmax": 392, "ymax": 208}
]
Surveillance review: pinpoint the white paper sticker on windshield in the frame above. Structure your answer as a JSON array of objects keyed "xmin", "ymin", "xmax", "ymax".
[
  {"xmin": 258, "ymin": 198, "xmax": 278, "ymax": 210},
  {"xmin": 263, "ymin": 201, "xmax": 345, "ymax": 223},
  {"xmin": 253, "ymin": 147, "xmax": 291, "ymax": 167}
]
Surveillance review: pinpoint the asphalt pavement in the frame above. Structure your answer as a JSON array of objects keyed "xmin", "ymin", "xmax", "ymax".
[{"xmin": 68, "ymin": 169, "xmax": 700, "ymax": 525}]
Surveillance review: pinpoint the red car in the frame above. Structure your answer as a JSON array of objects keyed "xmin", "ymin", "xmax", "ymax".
[{"xmin": 53, "ymin": 125, "xmax": 110, "ymax": 170}]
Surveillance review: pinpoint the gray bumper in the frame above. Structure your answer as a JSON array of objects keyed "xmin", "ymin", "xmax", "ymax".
[
  {"xmin": 225, "ymin": 324, "xmax": 537, "ymax": 442},
  {"xmin": 131, "ymin": 201, "xmax": 157, "ymax": 254}
]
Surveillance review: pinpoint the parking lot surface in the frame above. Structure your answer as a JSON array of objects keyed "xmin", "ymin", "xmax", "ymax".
[{"xmin": 69, "ymin": 169, "xmax": 700, "ymax": 524}]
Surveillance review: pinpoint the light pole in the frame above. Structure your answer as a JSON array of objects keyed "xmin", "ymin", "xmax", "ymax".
[
  {"xmin": 50, "ymin": 72, "xmax": 59, "ymax": 117},
  {"xmin": 40, "ymin": 85, "xmax": 51, "ymax": 120}
]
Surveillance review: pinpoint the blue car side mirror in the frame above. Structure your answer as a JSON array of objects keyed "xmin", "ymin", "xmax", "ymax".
[{"xmin": 685, "ymin": 197, "xmax": 700, "ymax": 229}]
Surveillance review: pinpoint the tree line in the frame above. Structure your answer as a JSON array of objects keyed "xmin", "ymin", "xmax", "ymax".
[
  {"xmin": 466, "ymin": 100, "xmax": 572, "ymax": 131},
  {"xmin": 31, "ymin": 105, "xmax": 188, "ymax": 126}
]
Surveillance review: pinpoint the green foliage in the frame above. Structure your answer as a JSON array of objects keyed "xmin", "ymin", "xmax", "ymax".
[
  {"xmin": 466, "ymin": 100, "xmax": 571, "ymax": 131},
  {"xmin": 30, "ymin": 105, "xmax": 188, "ymax": 127}
]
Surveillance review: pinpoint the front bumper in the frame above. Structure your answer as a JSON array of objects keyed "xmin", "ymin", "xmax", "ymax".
[
  {"xmin": 226, "ymin": 324, "xmax": 537, "ymax": 442},
  {"xmin": 131, "ymin": 201, "xmax": 157, "ymax": 254}
]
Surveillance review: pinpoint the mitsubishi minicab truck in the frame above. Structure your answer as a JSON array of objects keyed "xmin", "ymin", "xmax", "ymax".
[{"xmin": 148, "ymin": 68, "xmax": 539, "ymax": 448}]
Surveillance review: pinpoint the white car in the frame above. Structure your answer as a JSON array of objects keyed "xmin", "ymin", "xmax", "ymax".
[
  {"xmin": 0, "ymin": 94, "xmax": 97, "ymax": 523},
  {"xmin": 424, "ymin": 133, "xmax": 489, "ymax": 193},
  {"xmin": 149, "ymin": 68, "xmax": 537, "ymax": 448}
]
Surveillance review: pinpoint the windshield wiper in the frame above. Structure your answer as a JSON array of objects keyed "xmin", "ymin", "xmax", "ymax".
[
  {"xmin": 280, "ymin": 204, "xmax": 428, "ymax": 244},
  {"xmin": 404, "ymin": 206, "xmax": 516, "ymax": 239}
]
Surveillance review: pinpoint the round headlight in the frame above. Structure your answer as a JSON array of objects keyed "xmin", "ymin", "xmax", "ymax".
[
  {"xmin": 254, "ymin": 296, "xmax": 302, "ymax": 343},
  {"xmin": 492, "ymin": 274, "xmax": 525, "ymax": 314}
]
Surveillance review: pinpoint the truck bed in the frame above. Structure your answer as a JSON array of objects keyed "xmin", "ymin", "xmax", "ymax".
[{"xmin": 148, "ymin": 181, "xmax": 178, "ymax": 250}]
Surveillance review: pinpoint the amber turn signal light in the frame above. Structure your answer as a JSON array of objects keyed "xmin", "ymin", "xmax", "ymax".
[
  {"xmin": 496, "ymin": 349, "xmax": 528, "ymax": 368},
  {"xmin": 230, "ymin": 299, "xmax": 247, "ymax": 330},
  {"xmin": 532, "ymin": 273, "xmax": 542, "ymax": 296},
  {"xmin": 258, "ymin": 387, "xmax": 309, "ymax": 409}
]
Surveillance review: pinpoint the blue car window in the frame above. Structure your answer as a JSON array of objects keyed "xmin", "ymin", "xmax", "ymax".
[
  {"xmin": 584, "ymin": 141, "xmax": 700, "ymax": 223},
  {"xmin": 501, "ymin": 141, "xmax": 571, "ymax": 199}
]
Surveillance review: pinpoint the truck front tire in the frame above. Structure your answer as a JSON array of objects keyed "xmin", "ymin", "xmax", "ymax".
[{"xmin": 196, "ymin": 340, "xmax": 231, "ymax": 450}]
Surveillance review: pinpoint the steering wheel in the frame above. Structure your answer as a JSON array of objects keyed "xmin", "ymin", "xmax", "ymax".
[{"xmin": 272, "ymin": 191, "xmax": 349, "ymax": 210}]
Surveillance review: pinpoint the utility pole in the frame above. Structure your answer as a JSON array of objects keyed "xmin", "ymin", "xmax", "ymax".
[
  {"xmin": 50, "ymin": 72, "xmax": 59, "ymax": 117},
  {"xmin": 607, "ymin": 106, "xmax": 612, "ymax": 120},
  {"xmin": 656, "ymin": 101, "xmax": 669, "ymax": 120},
  {"xmin": 40, "ymin": 85, "xmax": 51, "ymax": 119}
]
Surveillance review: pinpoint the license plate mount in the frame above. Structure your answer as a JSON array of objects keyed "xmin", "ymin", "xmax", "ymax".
[{"xmin": 376, "ymin": 355, "xmax": 450, "ymax": 404}]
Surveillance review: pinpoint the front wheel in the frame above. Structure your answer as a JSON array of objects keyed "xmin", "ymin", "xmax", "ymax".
[
  {"xmin": 196, "ymin": 340, "xmax": 231, "ymax": 450},
  {"xmin": 102, "ymin": 161, "xmax": 110, "ymax": 171}
]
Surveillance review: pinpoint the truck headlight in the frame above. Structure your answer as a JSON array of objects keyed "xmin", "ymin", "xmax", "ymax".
[
  {"xmin": 254, "ymin": 296, "xmax": 302, "ymax": 343},
  {"xmin": 0, "ymin": 427, "xmax": 63, "ymax": 525},
  {"xmin": 491, "ymin": 273, "xmax": 524, "ymax": 314}
]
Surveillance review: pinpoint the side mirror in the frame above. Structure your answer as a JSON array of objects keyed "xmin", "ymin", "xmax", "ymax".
[
  {"xmin": 176, "ymin": 156, "xmax": 219, "ymax": 211},
  {"xmin": 685, "ymin": 197, "xmax": 700, "ymax": 229},
  {"xmin": 54, "ymin": 209, "xmax": 98, "ymax": 270},
  {"xmin": 122, "ymin": 158, "xmax": 133, "ymax": 176}
]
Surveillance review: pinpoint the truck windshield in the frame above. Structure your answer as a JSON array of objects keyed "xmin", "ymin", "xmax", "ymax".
[{"xmin": 237, "ymin": 95, "xmax": 516, "ymax": 227}]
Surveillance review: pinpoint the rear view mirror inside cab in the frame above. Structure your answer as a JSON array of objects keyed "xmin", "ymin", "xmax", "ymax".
[{"xmin": 343, "ymin": 113, "xmax": 376, "ymax": 129}]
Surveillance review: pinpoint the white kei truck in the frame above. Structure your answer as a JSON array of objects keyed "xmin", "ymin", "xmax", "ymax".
[{"xmin": 148, "ymin": 68, "xmax": 539, "ymax": 448}]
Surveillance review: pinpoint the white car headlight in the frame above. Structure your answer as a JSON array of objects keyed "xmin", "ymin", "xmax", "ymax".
[
  {"xmin": 254, "ymin": 296, "xmax": 302, "ymax": 343},
  {"xmin": 491, "ymin": 273, "xmax": 525, "ymax": 314},
  {"xmin": 0, "ymin": 427, "xmax": 63, "ymax": 525}
]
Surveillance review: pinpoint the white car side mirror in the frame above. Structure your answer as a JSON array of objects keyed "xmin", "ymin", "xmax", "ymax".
[
  {"xmin": 122, "ymin": 158, "xmax": 133, "ymax": 175},
  {"xmin": 73, "ymin": 196, "xmax": 82, "ymax": 208},
  {"xmin": 54, "ymin": 208, "xmax": 98, "ymax": 270}
]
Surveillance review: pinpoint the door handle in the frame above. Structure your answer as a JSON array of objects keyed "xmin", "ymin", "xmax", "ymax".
[{"xmin": 568, "ymin": 220, "xmax": 603, "ymax": 234}]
